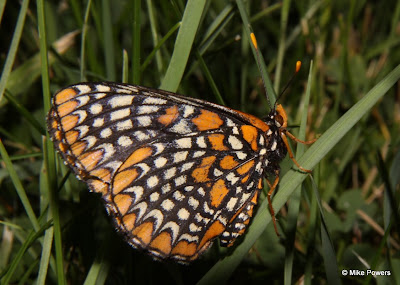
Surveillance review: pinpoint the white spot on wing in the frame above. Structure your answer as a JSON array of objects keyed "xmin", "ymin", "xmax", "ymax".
[
  {"xmin": 178, "ymin": 233, "xmax": 198, "ymax": 243},
  {"xmin": 100, "ymin": 128, "xmax": 112, "ymax": 138},
  {"xmin": 110, "ymin": 108, "xmax": 131, "ymax": 121},
  {"xmin": 77, "ymin": 95, "xmax": 90, "ymax": 106},
  {"xmin": 93, "ymin": 118, "xmax": 104, "ymax": 127},
  {"xmin": 118, "ymin": 136, "xmax": 133, "ymax": 147},
  {"xmin": 143, "ymin": 209, "xmax": 163, "ymax": 231},
  {"xmin": 160, "ymin": 221, "xmax": 179, "ymax": 243},
  {"xmin": 161, "ymin": 199, "xmax": 175, "ymax": 211},
  {"xmin": 142, "ymin": 97, "xmax": 168, "ymax": 105},
  {"xmin": 108, "ymin": 95, "xmax": 134, "ymax": 108},
  {"xmin": 137, "ymin": 116, "xmax": 152, "ymax": 127},
  {"xmin": 76, "ymin": 125, "xmax": 89, "ymax": 137},
  {"xmin": 116, "ymin": 119, "xmax": 133, "ymax": 131},
  {"xmin": 193, "ymin": 151, "xmax": 206, "ymax": 158},
  {"xmin": 147, "ymin": 175, "xmax": 159, "ymax": 188},
  {"xmin": 137, "ymin": 105, "xmax": 159, "ymax": 115},
  {"xmin": 175, "ymin": 137, "xmax": 192, "ymax": 148},
  {"xmin": 196, "ymin": 136, "xmax": 207, "ymax": 148},
  {"xmin": 177, "ymin": 208, "xmax": 190, "ymax": 220},
  {"xmin": 124, "ymin": 186, "xmax": 144, "ymax": 203},
  {"xmin": 90, "ymin": 103, "xmax": 102, "ymax": 114},
  {"xmin": 95, "ymin": 84, "xmax": 111, "ymax": 92},
  {"xmin": 173, "ymin": 151, "xmax": 188, "ymax": 163},
  {"xmin": 161, "ymin": 183, "xmax": 171, "ymax": 194},
  {"xmin": 174, "ymin": 175, "xmax": 187, "ymax": 186},
  {"xmin": 164, "ymin": 167, "xmax": 176, "ymax": 179},
  {"xmin": 169, "ymin": 120, "xmax": 190, "ymax": 134},
  {"xmin": 183, "ymin": 105, "xmax": 195, "ymax": 117},
  {"xmin": 228, "ymin": 135, "xmax": 243, "ymax": 150},
  {"xmin": 75, "ymin": 84, "xmax": 91, "ymax": 94},
  {"xmin": 188, "ymin": 197, "xmax": 199, "ymax": 209},
  {"xmin": 154, "ymin": 157, "xmax": 168, "ymax": 168},
  {"xmin": 149, "ymin": 192, "xmax": 160, "ymax": 202},
  {"xmin": 173, "ymin": 191, "xmax": 185, "ymax": 201},
  {"xmin": 226, "ymin": 197, "xmax": 238, "ymax": 211}
]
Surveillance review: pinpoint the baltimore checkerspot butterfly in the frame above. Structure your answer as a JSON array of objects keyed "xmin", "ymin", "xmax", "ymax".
[{"xmin": 47, "ymin": 33, "xmax": 315, "ymax": 263}]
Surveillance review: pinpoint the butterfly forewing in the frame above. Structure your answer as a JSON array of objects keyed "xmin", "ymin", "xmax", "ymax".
[{"xmin": 47, "ymin": 82, "xmax": 272, "ymax": 263}]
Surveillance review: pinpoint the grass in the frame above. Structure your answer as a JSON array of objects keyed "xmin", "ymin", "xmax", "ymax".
[{"xmin": 1, "ymin": 0, "xmax": 400, "ymax": 284}]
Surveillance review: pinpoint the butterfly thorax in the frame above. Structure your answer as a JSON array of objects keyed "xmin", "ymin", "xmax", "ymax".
[{"xmin": 261, "ymin": 105, "xmax": 288, "ymax": 174}]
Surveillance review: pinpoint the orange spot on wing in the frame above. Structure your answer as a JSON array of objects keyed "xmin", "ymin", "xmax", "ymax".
[
  {"xmin": 235, "ymin": 110, "xmax": 269, "ymax": 132},
  {"xmin": 241, "ymin": 174, "xmax": 250, "ymax": 183},
  {"xmin": 114, "ymin": 194, "xmax": 132, "ymax": 215},
  {"xmin": 237, "ymin": 160, "xmax": 255, "ymax": 175},
  {"xmin": 208, "ymin": 134, "xmax": 228, "ymax": 151},
  {"xmin": 171, "ymin": 240, "xmax": 198, "ymax": 259},
  {"xmin": 192, "ymin": 156, "xmax": 216, "ymax": 182},
  {"xmin": 210, "ymin": 179, "xmax": 229, "ymax": 208},
  {"xmin": 132, "ymin": 222, "xmax": 154, "ymax": 246},
  {"xmin": 122, "ymin": 213, "xmax": 137, "ymax": 231},
  {"xmin": 198, "ymin": 220, "xmax": 225, "ymax": 250},
  {"xmin": 150, "ymin": 232, "xmax": 172, "ymax": 255},
  {"xmin": 158, "ymin": 105, "xmax": 179, "ymax": 126},
  {"xmin": 119, "ymin": 147, "xmax": 153, "ymax": 171},
  {"xmin": 71, "ymin": 141, "xmax": 87, "ymax": 156},
  {"xmin": 57, "ymin": 100, "xmax": 79, "ymax": 117},
  {"xmin": 88, "ymin": 179, "xmax": 109, "ymax": 195},
  {"xmin": 61, "ymin": 114, "xmax": 79, "ymax": 132},
  {"xmin": 219, "ymin": 155, "xmax": 239, "ymax": 169},
  {"xmin": 192, "ymin": 109, "xmax": 224, "ymax": 131},
  {"xmin": 112, "ymin": 168, "xmax": 139, "ymax": 194},
  {"xmin": 241, "ymin": 125, "xmax": 259, "ymax": 151},
  {"xmin": 65, "ymin": 130, "xmax": 79, "ymax": 144},
  {"xmin": 55, "ymin": 88, "xmax": 78, "ymax": 105},
  {"xmin": 58, "ymin": 142, "xmax": 68, "ymax": 153},
  {"xmin": 90, "ymin": 168, "xmax": 111, "ymax": 183},
  {"xmin": 79, "ymin": 149, "xmax": 104, "ymax": 171}
]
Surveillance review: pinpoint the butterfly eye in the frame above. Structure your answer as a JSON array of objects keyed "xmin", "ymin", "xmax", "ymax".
[{"xmin": 275, "ymin": 114, "xmax": 284, "ymax": 127}]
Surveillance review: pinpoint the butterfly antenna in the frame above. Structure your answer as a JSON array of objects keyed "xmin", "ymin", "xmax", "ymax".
[
  {"xmin": 250, "ymin": 33, "xmax": 273, "ymax": 110},
  {"xmin": 274, "ymin": 61, "xmax": 302, "ymax": 109}
]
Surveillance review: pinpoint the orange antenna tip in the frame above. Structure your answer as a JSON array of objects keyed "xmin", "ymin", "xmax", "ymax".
[
  {"xmin": 296, "ymin": 61, "xmax": 302, "ymax": 72},
  {"xmin": 250, "ymin": 33, "xmax": 258, "ymax": 50}
]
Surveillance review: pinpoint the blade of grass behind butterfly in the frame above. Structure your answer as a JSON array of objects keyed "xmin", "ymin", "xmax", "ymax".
[
  {"xmin": 102, "ymin": 0, "xmax": 116, "ymax": 81},
  {"xmin": 38, "ymin": 0, "xmax": 65, "ymax": 283},
  {"xmin": 198, "ymin": 62, "xmax": 400, "ymax": 285},
  {"xmin": 236, "ymin": 0, "xmax": 277, "ymax": 106},
  {"xmin": 80, "ymin": 0, "xmax": 92, "ymax": 80},
  {"xmin": 284, "ymin": 61, "xmax": 314, "ymax": 285},
  {"xmin": 132, "ymin": 0, "xmax": 141, "ymax": 84},
  {"xmin": 0, "ymin": 0, "xmax": 29, "ymax": 104},
  {"xmin": 160, "ymin": 0, "xmax": 207, "ymax": 92},
  {"xmin": 274, "ymin": 0, "xmax": 291, "ymax": 93}
]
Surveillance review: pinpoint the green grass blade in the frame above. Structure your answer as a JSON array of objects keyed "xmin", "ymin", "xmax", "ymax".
[
  {"xmin": 284, "ymin": 61, "xmax": 314, "ymax": 285},
  {"xmin": 236, "ymin": 0, "xmax": 276, "ymax": 106},
  {"xmin": 102, "ymin": 0, "xmax": 116, "ymax": 81},
  {"xmin": 132, "ymin": 0, "xmax": 141, "ymax": 84},
  {"xmin": 0, "ymin": 140, "xmax": 40, "ymax": 231},
  {"xmin": 0, "ymin": 0, "xmax": 29, "ymax": 103},
  {"xmin": 160, "ymin": 0, "xmax": 207, "ymax": 92},
  {"xmin": 80, "ymin": 0, "xmax": 93, "ymax": 81},
  {"xmin": 274, "ymin": 0, "xmax": 291, "ymax": 93}
]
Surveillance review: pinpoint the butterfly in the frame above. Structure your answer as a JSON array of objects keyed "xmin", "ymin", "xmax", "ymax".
[{"xmin": 47, "ymin": 79, "xmax": 315, "ymax": 264}]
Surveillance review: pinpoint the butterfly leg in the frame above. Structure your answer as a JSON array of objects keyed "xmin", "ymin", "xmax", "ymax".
[
  {"xmin": 266, "ymin": 171, "xmax": 280, "ymax": 236},
  {"xmin": 280, "ymin": 131, "xmax": 313, "ymax": 173}
]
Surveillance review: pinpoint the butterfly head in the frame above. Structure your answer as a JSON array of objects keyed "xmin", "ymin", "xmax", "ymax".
[{"xmin": 267, "ymin": 104, "xmax": 288, "ymax": 129}]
